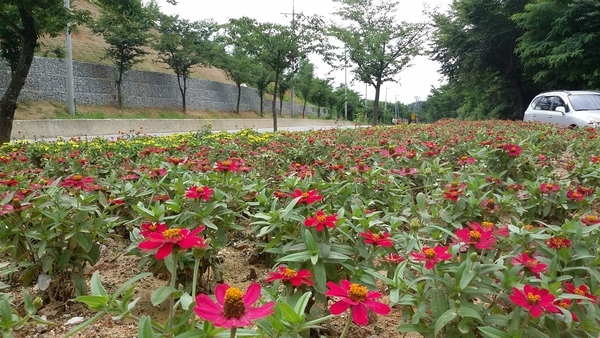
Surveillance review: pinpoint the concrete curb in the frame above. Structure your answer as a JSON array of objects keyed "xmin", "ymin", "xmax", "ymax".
[{"xmin": 10, "ymin": 118, "xmax": 355, "ymax": 140}]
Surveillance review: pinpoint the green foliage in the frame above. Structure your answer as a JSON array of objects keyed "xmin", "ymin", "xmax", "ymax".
[
  {"xmin": 154, "ymin": 15, "xmax": 218, "ymax": 112},
  {"xmin": 91, "ymin": 0, "xmax": 157, "ymax": 108},
  {"xmin": 329, "ymin": 0, "xmax": 427, "ymax": 125}
]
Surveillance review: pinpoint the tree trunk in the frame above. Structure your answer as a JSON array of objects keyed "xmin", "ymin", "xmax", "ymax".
[
  {"xmin": 236, "ymin": 84, "xmax": 241, "ymax": 113},
  {"xmin": 302, "ymin": 98, "xmax": 307, "ymax": 116},
  {"xmin": 279, "ymin": 96, "xmax": 283, "ymax": 115},
  {"xmin": 371, "ymin": 82, "xmax": 382, "ymax": 126},
  {"xmin": 116, "ymin": 68, "xmax": 123, "ymax": 109},
  {"xmin": 0, "ymin": 7, "xmax": 37, "ymax": 145},
  {"xmin": 271, "ymin": 71, "xmax": 279, "ymax": 132}
]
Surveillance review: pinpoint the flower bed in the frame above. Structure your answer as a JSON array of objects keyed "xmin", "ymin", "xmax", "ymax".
[{"xmin": 1, "ymin": 120, "xmax": 599, "ymax": 338}]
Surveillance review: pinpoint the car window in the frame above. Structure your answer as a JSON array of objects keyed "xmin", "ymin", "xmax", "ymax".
[
  {"xmin": 569, "ymin": 94, "xmax": 600, "ymax": 111},
  {"xmin": 550, "ymin": 96, "xmax": 566, "ymax": 111},
  {"xmin": 533, "ymin": 96, "xmax": 552, "ymax": 111}
]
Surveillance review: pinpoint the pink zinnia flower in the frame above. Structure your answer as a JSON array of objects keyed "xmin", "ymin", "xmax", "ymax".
[
  {"xmin": 214, "ymin": 159, "xmax": 244, "ymax": 172},
  {"xmin": 563, "ymin": 283, "xmax": 598, "ymax": 303},
  {"xmin": 289, "ymin": 189, "xmax": 322, "ymax": 204},
  {"xmin": 581, "ymin": 214, "xmax": 600, "ymax": 225},
  {"xmin": 360, "ymin": 230, "xmax": 393, "ymax": 247},
  {"xmin": 410, "ymin": 245, "xmax": 452, "ymax": 269},
  {"xmin": 443, "ymin": 189, "xmax": 462, "ymax": 202},
  {"xmin": 540, "ymin": 182, "xmax": 560, "ymax": 194},
  {"xmin": 480, "ymin": 198, "xmax": 500, "ymax": 213},
  {"xmin": 454, "ymin": 222, "xmax": 496, "ymax": 250},
  {"xmin": 194, "ymin": 283, "xmax": 275, "ymax": 328},
  {"xmin": 60, "ymin": 174, "xmax": 95, "ymax": 189},
  {"xmin": 566, "ymin": 189, "xmax": 585, "ymax": 201},
  {"xmin": 138, "ymin": 226, "xmax": 206, "ymax": 259},
  {"xmin": 304, "ymin": 210, "xmax": 338, "ymax": 231},
  {"xmin": 458, "ymin": 156, "xmax": 475, "ymax": 166},
  {"xmin": 511, "ymin": 252, "xmax": 547, "ymax": 277},
  {"xmin": 391, "ymin": 167, "xmax": 418, "ymax": 176},
  {"xmin": 325, "ymin": 280, "xmax": 391, "ymax": 326},
  {"xmin": 265, "ymin": 266, "xmax": 314, "ymax": 287},
  {"xmin": 0, "ymin": 204, "xmax": 14, "ymax": 215},
  {"xmin": 509, "ymin": 284, "xmax": 558, "ymax": 317},
  {"xmin": 185, "ymin": 185, "xmax": 214, "ymax": 201}
]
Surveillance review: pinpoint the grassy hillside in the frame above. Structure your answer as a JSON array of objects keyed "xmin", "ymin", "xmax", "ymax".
[{"xmin": 36, "ymin": 0, "xmax": 234, "ymax": 85}]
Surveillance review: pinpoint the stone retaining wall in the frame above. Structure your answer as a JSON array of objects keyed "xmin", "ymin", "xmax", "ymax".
[{"xmin": 0, "ymin": 57, "xmax": 317, "ymax": 115}]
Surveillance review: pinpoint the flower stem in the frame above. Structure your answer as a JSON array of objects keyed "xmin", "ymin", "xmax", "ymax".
[
  {"xmin": 192, "ymin": 257, "xmax": 200, "ymax": 299},
  {"xmin": 339, "ymin": 314, "xmax": 353, "ymax": 338},
  {"xmin": 229, "ymin": 326, "xmax": 237, "ymax": 338},
  {"xmin": 168, "ymin": 253, "xmax": 178, "ymax": 329}
]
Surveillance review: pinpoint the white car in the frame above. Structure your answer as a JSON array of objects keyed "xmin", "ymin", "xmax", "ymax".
[{"xmin": 523, "ymin": 90, "xmax": 600, "ymax": 128}]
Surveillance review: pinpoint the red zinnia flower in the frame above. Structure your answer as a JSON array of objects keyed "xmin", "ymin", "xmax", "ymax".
[
  {"xmin": 480, "ymin": 198, "xmax": 500, "ymax": 213},
  {"xmin": 185, "ymin": 185, "xmax": 214, "ymax": 201},
  {"xmin": 577, "ymin": 186, "xmax": 594, "ymax": 196},
  {"xmin": 194, "ymin": 283, "xmax": 275, "ymax": 329},
  {"xmin": 540, "ymin": 182, "xmax": 560, "ymax": 194},
  {"xmin": 147, "ymin": 167, "xmax": 167, "ymax": 178},
  {"xmin": 503, "ymin": 144, "xmax": 522, "ymax": 157},
  {"xmin": 304, "ymin": 210, "xmax": 338, "ymax": 231},
  {"xmin": 458, "ymin": 156, "xmax": 475, "ymax": 166},
  {"xmin": 360, "ymin": 230, "xmax": 393, "ymax": 247},
  {"xmin": 0, "ymin": 204, "xmax": 14, "ymax": 215},
  {"xmin": 509, "ymin": 284, "xmax": 558, "ymax": 317},
  {"xmin": 138, "ymin": 226, "xmax": 206, "ymax": 260},
  {"xmin": 454, "ymin": 222, "xmax": 496, "ymax": 250},
  {"xmin": 410, "ymin": 245, "xmax": 452, "ymax": 269},
  {"xmin": 60, "ymin": 174, "xmax": 95, "ymax": 189},
  {"xmin": 214, "ymin": 158, "xmax": 244, "ymax": 172},
  {"xmin": 554, "ymin": 298, "xmax": 578, "ymax": 322},
  {"xmin": 139, "ymin": 222, "xmax": 168, "ymax": 237},
  {"xmin": 581, "ymin": 214, "xmax": 600, "ymax": 225},
  {"xmin": 480, "ymin": 221, "xmax": 509, "ymax": 237},
  {"xmin": 265, "ymin": 266, "xmax": 314, "ymax": 287},
  {"xmin": 563, "ymin": 283, "xmax": 598, "ymax": 303},
  {"xmin": 546, "ymin": 237, "xmax": 571, "ymax": 250},
  {"xmin": 289, "ymin": 189, "xmax": 322, "ymax": 204},
  {"xmin": 566, "ymin": 189, "xmax": 585, "ymax": 201},
  {"xmin": 381, "ymin": 253, "xmax": 405, "ymax": 265},
  {"xmin": 391, "ymin": 167, "xmax": 418, "ymax": 176},
  {"xmin": 511, "ymin": 252, "xmax": 548, "ymax": 277},
  {"xmin": 325, "ymin": 280, "xmax": 391, "ymax": 326},
  {"xmin": 443, "ymin": 189, "xmax": 462, "ymax": 202}
]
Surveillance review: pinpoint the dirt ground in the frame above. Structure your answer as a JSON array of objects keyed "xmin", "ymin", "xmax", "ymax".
[{"xmin": 10, "ymin": 235, "xmax": 418, "ymax": 338}]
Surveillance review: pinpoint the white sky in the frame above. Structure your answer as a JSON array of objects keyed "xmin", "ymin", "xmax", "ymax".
[{"xmin": 155, "ymin": 0, "xmax": 452, "ymax": 104}]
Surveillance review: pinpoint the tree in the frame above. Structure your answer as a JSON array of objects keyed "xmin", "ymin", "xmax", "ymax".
[
  {"xmin": 311, "ymin": 78, "xmax": 333, "ymax": 118},
  {"xmin": 329, "ymin": 0, "xmax": 427, "ymax": 126},
  {"xmin": 91, "ymin": 0, "xmax": 157, "ymax": 108},
  {"xmin": 277, "ymin": 72, "xmax": 292, "ymax": 116},
  {"xmin": 295, "ymin": 60, "xmax": 315, "ymax": 117},
  {"xmin": 0, "ymin": 0, "xmax": 84, "ymax": 144},
  {"xmin": 225, "ymin": 15, "xmax": 324, "ymax": 131},
  {"xmin": 429, "ymin": 0, "xmax": 532, "ymax": 119},
  {"xmin": 514, "ymin": 0, "xmax": 600, "ymax": 89},
  {"xmin": 254, "ymin": 65, "xmax": 274, "ymax": 117},
  {"xmin": 154, "ymin": 15, "xmax": 217, "ymax": 113},
  {"xmin": 213, "ymin": 46, "xmax": 260, "ymax": 113}
]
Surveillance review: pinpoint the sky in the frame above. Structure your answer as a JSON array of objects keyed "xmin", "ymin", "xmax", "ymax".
[{"xmin": 154, "ymin": 0, "xmax": 453, "ymax": 104}]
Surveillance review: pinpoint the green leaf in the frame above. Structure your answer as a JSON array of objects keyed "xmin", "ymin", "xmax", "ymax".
[
  {"xmin": 313, "ymin": 259, "xmax": 327, "ymax": 293},
  {"xmin": 90, "ymin": 271, "xmax": 108, "ymax": 297},
  {"xmin": 0, "ymin": 299, "xmax": 14, "ymax": 326},
  {"xmin": 293, "ymin": 291, "xmax": 311, "ymax": 314},
  {"xmin": 434, "ymin": 309, "xmax": 457, "ymax": 336},
  {"xmin": 277, "ymin": 251, "xmax": 311, "ymax": 263},
  {"xmin": 22, "ymin": 288, "xmax": 35, "ymax": 315},
  {"xmin": 478, "ymin": 326, "xmax": 515, "ymax": 338},
  {"xmin": 138, "ymin": 316, "xmax": 154, "ymax": 338},
  {"xmin": 457, "ymin": 305, "xmax": 483, "ymax": 322},
  {"xmin": 75, "ymin": 295, "xmax": 109, "ymax": 310},
  {"xmin": 75, "ymin": 233, "xmax": 93, "ymax": 252},
  {"xmin": 430, "ymin": 288, "xmax": 449, "ymax": 318},
  {"xmin": 150, "ymin": 286, "xmax": 178, "ymax": 306},
  {"xmin": 277, "ymin": 302, "xmax": 302, "ymax": 324},
  {"xmin": 180, "ymin": 293, "xmax": 194, "ymax": 311}
]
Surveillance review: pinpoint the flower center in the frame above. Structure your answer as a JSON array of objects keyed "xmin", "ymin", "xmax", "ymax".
[
  {"xmin": 301, "ymin": 192, "xmax": 309, "ymax": 199},
  {"xmin": 223, "ymin": 287, "xmax": 246, "ymax": 319},
  {"xmin": 424, "ymin": 248, "xmax": 436, "ymax": 259},
  {"xmin": 526, "ymin": 292, "xmax": 541, "ymax": 305},
  {"xmin": 525, "ymin": 259, "xmax": 538, "ymax": 268},
  {"xmin": 196, "ymin": 187, "xmax": 205, "ymax": 193},
  {"xmin": 482, "ymin": 221, "xmax": 494, "ymax": 228},
  {"xmin": 546, "ymin": 184, "xmax": 554, "ymax": 189},
  {"xmin": 558, "ymin": 301, "xmax": 569, "ymax": 309},
  {"xmin": 222, "ymin": 160, "xmax": 231, "ymax": 167},
  {"xmin": 587, "ymin": 216, "xmax": 598, "ymax": 222},
  {"xmin": 148, "ymin": 224, "xmax": 157, "ymax": 231},
  {"xmin": 451, "ymin": 181, "xmax": 458, "ymax": 188},
  {"xmin": 162, "ymin": 228, "xmax": 182, "ymax": 240},
  {"xmin": 316, "ymin": 214, "xmax": 327, "ymax": 222},
  {"xmin": 571, "ymin": 192, "xmax": 581, "ymax": 198},
  {"xmin": 574, "ymin": 288, "xmax": 585, "ymax": 296},
  {"xmin": 73, "ymin": 174, "xmax": 83, "ymax": 181},
  {"xmin": 487, "ymin": 199, "xmax": 495, "ymax": 207},
  {"xmin": 283, "ymin": 268, "xmax": 297, "ymax": 278},
  {"xmin": 510, "ymin": 146, "xmax": 517, "ymax": 152},
  {"xmin": 348, "ymin": 284, "xmax": 367, "ymax": 302},
  {"xmin": 469, "ymin": 230, "xmax": 481, "ymax": 241},
  {"xmin": 371, "ymin": 233, "xmax": 381, "ymax": 240},
  {"xmin": 461, "ymin": 156, "xmax": 468, "ymax": 160}
]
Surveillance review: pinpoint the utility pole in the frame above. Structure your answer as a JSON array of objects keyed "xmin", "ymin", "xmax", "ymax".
[
  {"xmin": 344, "ymin": 47, "xmax": 348, "ymax": 120},
  {"xmin": 281, "ymin": 0, "xmax": 297, "ymax": 118},
  {"xmin": 64, "ymin": 0, "xmax": 75, "ymax": 116}
]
